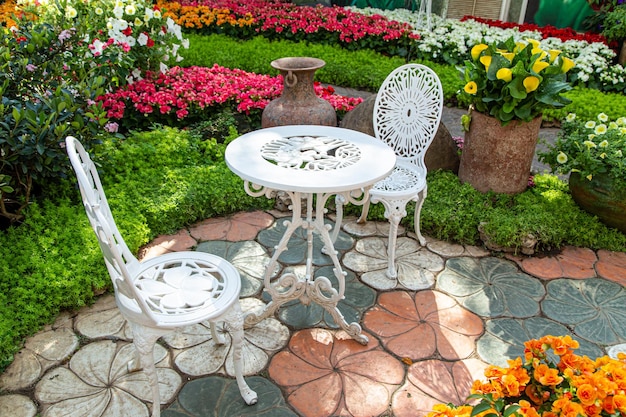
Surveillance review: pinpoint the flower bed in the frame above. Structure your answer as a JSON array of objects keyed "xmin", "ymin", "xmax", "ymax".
[{"xmin": 98, "ymin": 64, "xmax": 363, "ymax": 129}]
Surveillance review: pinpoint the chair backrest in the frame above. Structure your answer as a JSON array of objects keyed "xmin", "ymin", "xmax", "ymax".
[
  {"xmin": 373, "ymin": 63, "xmax": 444, "ymax": 172},
  {"xmin": 65, "ymin": 136, "xmax": 157, "ymax": 322}
]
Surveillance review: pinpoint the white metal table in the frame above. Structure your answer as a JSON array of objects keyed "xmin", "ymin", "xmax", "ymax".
[{"xmin": 225, "ymin": 125, "xmax": 396, "ymax": 344}]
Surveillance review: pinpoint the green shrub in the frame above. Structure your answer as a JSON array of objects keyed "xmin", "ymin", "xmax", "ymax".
[
  {"xmin": 421, "ymin": 171, "xmax": 626, "ymax": 252},
  {"xmin": 543, "ymin": 87, "xmax": 626, "ymax": 123}
]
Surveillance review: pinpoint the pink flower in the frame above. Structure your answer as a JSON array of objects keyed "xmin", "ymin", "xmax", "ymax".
[{"xmin": 104, "ymin": 122, "xmax": 119, "ymax": 133}]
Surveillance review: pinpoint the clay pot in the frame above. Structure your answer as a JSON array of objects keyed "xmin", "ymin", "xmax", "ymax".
[
  {"xmin": 458, "ymin": 110, "xmax": 542, "ymax": 194},
  {"xmin": 261, "ymin": 57, "xmax": 337, "ymax": 128},
  {"xmin": 569, "ymin": 172, "xmax": 626, "ymax": 234}
]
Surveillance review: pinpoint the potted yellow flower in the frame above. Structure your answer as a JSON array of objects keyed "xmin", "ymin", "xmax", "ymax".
[
  {"xmin": 539, "ymin": 113, "xmax": 626, "ymax": 233},
  {"xmin": 457, "ymin": 37, "xmax": 576, "ymax": 194},
  {"xmin": 427, "ymin": 335, "xmax": 626, "ymax": 417}
]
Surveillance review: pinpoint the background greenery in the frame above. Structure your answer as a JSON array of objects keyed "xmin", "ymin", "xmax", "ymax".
[{"xmin": 2, "ymin": 19, "xmax": 626, "ymax": 373}]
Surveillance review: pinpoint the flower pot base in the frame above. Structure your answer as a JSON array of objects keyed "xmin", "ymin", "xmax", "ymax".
[{"xmin": 569, "ymin": 173, "xmax": 626, "ymax": 234}]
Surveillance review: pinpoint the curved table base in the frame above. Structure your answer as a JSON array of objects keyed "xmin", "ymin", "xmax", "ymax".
[{"xmin": 243, "ymin": 182, "xmax": 368, "ymax": 345}]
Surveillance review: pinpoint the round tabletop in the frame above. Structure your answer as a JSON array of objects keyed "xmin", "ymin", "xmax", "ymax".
[{"xmin": 225, "ymin": 125, "xmax": 396, "ymax": 193}]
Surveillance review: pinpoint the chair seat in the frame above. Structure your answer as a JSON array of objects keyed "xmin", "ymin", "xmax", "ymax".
[
  {"xmin": 118, "ymin": 251, "xmax": 242, "ymax": 329},
  {"xmin": 370, "ymin": 162, "xmax": 426, "ymax": 198}
]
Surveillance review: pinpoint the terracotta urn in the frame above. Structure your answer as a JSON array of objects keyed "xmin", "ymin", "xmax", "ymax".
[
  {"xmin": 458, "ymin": 110, "xmax": 542, "ymax": 194},
  {"xmin": 261, "ymin": 57, "xmax": 337, "ymax": 128},
  {"xmin": 569, "ymin": 172, "xmax": 626, "ymax": 233}
]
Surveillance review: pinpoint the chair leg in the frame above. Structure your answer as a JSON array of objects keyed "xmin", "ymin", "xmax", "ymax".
[
  {"xmin": 224, "ymin": 302, "xmax": 258, "ymax": 406},
  {"xmin": 128, "ymin": 322, "xmax": 167, "ymax": 417},
  {"xmin": 386, "ymin": 216, "xmax": 400, "ymax": 279},
  {"xmin": 414, "ymin": 187, "xmax": 427, "ymax": 246}
]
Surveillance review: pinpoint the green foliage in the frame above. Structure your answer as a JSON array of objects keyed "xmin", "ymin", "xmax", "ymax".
[
  {"xmin": 421, "ymin": 171, "xmax": 626, "ymax": 251},
  {"xmin": 600, "ymin": 4, "xmax": 626, "ymax": 42},
  {"xmin": 0, "ymin": 22, "xmax": 109, "ymax": 222},
  {"xmin": 96, "ymin": 126, "xmax": 273, "ymax": 236},
  {"xmin": 543, "ymin": 87, "xmax": 626, "ymax": 123},
  {"xmin": 181, "ymin": 33, "xmax": 461, "ymax": 99},
  {"xmin": 0, "ymin": 198, "xmax": 109, "ymax": 368}
]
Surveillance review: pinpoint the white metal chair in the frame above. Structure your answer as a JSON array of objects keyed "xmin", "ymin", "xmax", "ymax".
[
  {"xmin": 65, "ymin": 136, "xmax": 257, "ymax": 417},
  {"xmin": 336, "ymin": 64, "xmax": 443, "ymax": 279}
]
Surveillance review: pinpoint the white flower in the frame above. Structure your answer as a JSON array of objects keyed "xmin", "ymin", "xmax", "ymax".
[
  {"xmin": 599, "ymin": 140, "xmax": 609, "ymax": 148},
  {"xmin": 583, "ymin": 140, "xmax": 597, "ymax": 149},
  {"xmin": 125, "ymin": 4, "xmax": 136, "ymax": 15},
  {"xmin": 137, "ymin": 32, "xmax": 149, "ymax": 46},
  {"xmin": 160, "ymin": 62, "xmax": 168, "ymax": 74},
  {"xmin": 598, "ymin": 113, "xmax": 609, "ymax": 122},
  {"xmin": 556, "ymin": 152, "xmax": 568, "ymax": 164},
  {"xmin": 65, "ymin": 6, "xmax": 77, "ymax": 19},
  {"xmin": 594, "ymin": 124, "xmax": 607, "ymax": 135},
  {"xmin": 95, "ymin": 7, "xmax": 103, "ymax": 15},
  {"xmin": 153, "ymin": 9, "xmax": 161, "ymax": 18},
  {"xmin": 585, "ymin": 120, "xmax": 596, "ymax": 129},
  {"xmin": 113, "ymin": 6, "xmax": 124, "ymax": 19},
  {"xmin": 565, "ymin": 113, "xmax": 576, "ymax": 122}
]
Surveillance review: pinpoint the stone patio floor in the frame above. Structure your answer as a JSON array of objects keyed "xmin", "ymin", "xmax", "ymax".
[{"xmin": 1, "ymin": 210, "xmax": 626, "ymax": 417}]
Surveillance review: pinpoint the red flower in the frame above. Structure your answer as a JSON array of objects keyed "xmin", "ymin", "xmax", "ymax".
[{"xmin": 122, "ymin": 27, "xmax": 132, "ymax": 36}]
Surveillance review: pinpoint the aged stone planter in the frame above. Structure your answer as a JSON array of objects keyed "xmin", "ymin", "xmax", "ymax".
[
  {"xmin": 458, "ymin": 110, "xmax": 542, "ymax": 194},
  {"xmin": 569, "ymin": 172, "xmax": 626, "ymax": 234},
  {"xmin": 261, "ymin": 57, "xmax": 337, "ymax": 128}
]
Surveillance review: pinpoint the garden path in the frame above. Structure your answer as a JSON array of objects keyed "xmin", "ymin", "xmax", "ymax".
[{"xmin": 0, "ymin": 208, "xmax": 626, "ymax": 417}]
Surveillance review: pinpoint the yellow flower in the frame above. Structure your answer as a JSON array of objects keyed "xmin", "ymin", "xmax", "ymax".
[
  {"xmin": 500, "ymin": 52, "xmax": 515, "ymax": 62},
  {"xmin": 65, "ymin": 5, "xmax": 77, "ymax": 18},
  {"xmin": 598, "ymin": 113, "xmax": 609, "ymax": 122},
  {"xmin": 583, "ymin": 140, "xmax": 597, "ymax": 149},
  {"xmin": 532, "ymin": 60, "xmax": 550, "ymax": 73},
  {"xmin": 527, "ymin": 38, "xmax": 541, "ymax": 48},
  {"xmin": 95, "ymin": 7, "xmax": 103, "ymax": 15},
  {"xmin": 600, "ymin": 152, "xmax": 607, "ymax": 159},
  {"xmin": 464, "ymin": 81, "xmax": 478, "ymax": 94},
  {"xmin": 480, "ymin": 55, "xmax": 492, "ymax": 70},
  {"xmin": 471, "ymin": 44, "xmax": 489, "ymax": 60},
  {"xmin": 514, "ymin": 41, "xmax": 526, "ymax": 52},
  {"xmin": 617, "ymin": 117, "xmax": 626, "ymax": 126},
  {"xmin": 585, "ymin": 120, "xmax": 596, "ymax": 129},
  {"xmin": 595, "ymin": 124, "xmax": 607, "ymax": 135},
  {"xmin": 496, "ymin": 68, "xmax": 513, "ymax": 82},
  {"xmin": 599, "ymin": 140, "xmax": 609, "ymax": 147},
  {"xmin": 523, "ymin": 76, "xmax": 540, "ymax": 92},
  {"xmin": 609, "ymin": 121, "xmax": 619, "ymax": 129},
  {"xmin": 587, "ymin": 174, "xmax": 593, "ymax": 180},
  {"xmin": 561, "ymin": 57, "xmax": 575, "ymax": 73},
  {"xmin": 549, "ymin": 49, "xmax": 561, "ymax": 62},
  {"xmin": 566, "ymin": 113, "xmax": 576, "ymax": 122},
  {"xmin": 557, "ymin": 152, "xmax": 568, "ymax": 164}
]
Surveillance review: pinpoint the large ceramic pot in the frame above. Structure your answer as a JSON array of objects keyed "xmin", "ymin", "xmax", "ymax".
[
  {"xmin": 261, "ymin": 57, "xmax": 337, "ymax": 128},
  {"xmin": 458, "ymin": 110, "xmax": 542, "ymax": 194},
  {"xmin": 569, "ymin": 172, "xmax": 626, "ymax": 233}
]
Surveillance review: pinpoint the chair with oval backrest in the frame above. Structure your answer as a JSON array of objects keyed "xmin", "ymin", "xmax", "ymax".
[
  {"xmin": 334, "ymin": 64, "xmax": 443, "ymax": 279},
  {"xmin": 65, "ymin": 136, "xmax": 257, "ymax": 417}
]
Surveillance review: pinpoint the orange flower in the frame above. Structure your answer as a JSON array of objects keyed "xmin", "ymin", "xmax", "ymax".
[
  {"xmin": 576, "ymin": 383, "xmax": 598, "ymax": 405},
  {"xmin": 518, "ymin": 400, "xmax": 541, "ymax": 417},
  {"xmin": 534, "ymin": 363, "xmax": 563, "ymax": 386},
  {"xmin": 603, "ymin": 395, "xmax": 617, "ymax": 414},
  {"xmin": 525, "ymin": 384, "xmax": 545, "ymax": 405},
  {"xmin": 613, "ymin": 394, "xmax": 626, "ymax": 413},
  {"xmin": 502, "ymin": 373, "xmax": 522, "ymax": 396}
]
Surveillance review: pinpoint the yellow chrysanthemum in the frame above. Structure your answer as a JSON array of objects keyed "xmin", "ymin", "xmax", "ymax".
[
  {"xmin": 471, "ymin": 44, "xmax": 489, "ymax": 60},
  {"xmin": 532, "ymin": 60, "xmax": 550, "ymax": 73},
  {"xmin": 561, "ymin": 57, "xmax": 575, "ymax": 73},
  {"xmin": 557, "ymin": 152, "xmax": 568, "ymax": 164},
  {"xmin": 480, "ymin": 55, "xmax": 492, "ymax": 70},
  {"xmin": 523, "ymin": 76, "xmax": 540, "ymax": 92},
  {"xmin": 549, "ymin": 49, "xmax": 561, "ymax": 62},
  {"xmin": 496, "ymin": 68, "xmax": 513, "ymax": 82},
  {"xmin": 464, "ymin": 81, "xmax": 478, "ymax": 94}
]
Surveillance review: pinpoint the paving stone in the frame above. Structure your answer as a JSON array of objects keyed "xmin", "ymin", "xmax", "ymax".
[
  {"xmin": 556, "ymin": 246, "xmax": 597, "ymax": 279},
  {"xmin": 189, "ymin": 211, "xmax": 274, "ymax": 242},
  {"xmin": 543, "ymin": 278, "xmax": 626, "ymax": 345},
  {"xmin": 427, "ymin": 239, "xmax": 465, "ymax": 257},
  {"xmin": 0, "ymin": 394, "xmax": 37, "ymax": 417},
  {"xmin": 138, "ymin": 230, "xmax": 197, "ymax": 260},
  {"xmin": 596, "ymin": 249, "xmax": 626, "ymax": 284},
  {"xmin": 519, "ymin": 255, "xmax": 563, "ymax": 279},
  {"xmin": 437, "ymin": 257, "xmax": 545, "ymax": 318}
]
